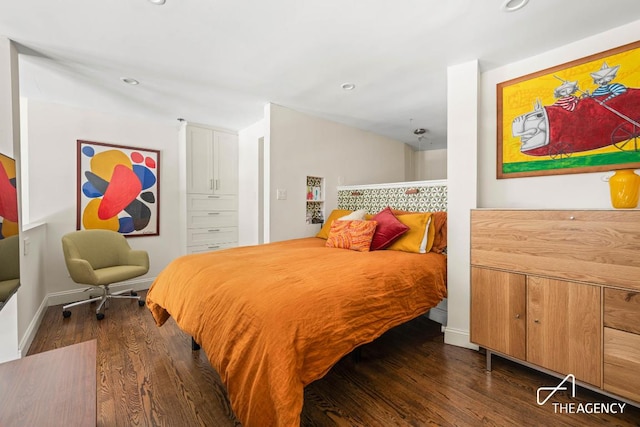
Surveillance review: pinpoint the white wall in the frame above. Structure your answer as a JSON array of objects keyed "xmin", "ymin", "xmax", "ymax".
[
  {"xmin": 444, "ymin": 60, "xmax": 478, "ymax": 349},
  {"xmin": 267, "ymin": 103, "xmax": 408, "ymax": 242},
  {"xmin": 238, "ymin": 119, "xmax": 265, "ymax": 246},
  {"xmin": 479, "ymin": 19, "xmax": 640, "ymax": 209},
  {"xmin": 414, "ymin": 148, "xmax": 447, "ymax": 180},
  {"xmin": 24, "ymin": 99, "xmax": 182, "ymax": 300}
]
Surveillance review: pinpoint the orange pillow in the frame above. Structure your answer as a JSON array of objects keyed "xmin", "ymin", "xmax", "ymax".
[
  {"xmin": 386, "ymin": 212, "xmax": 433, "ymax": 253},
  {"xmin": 430, "ymin": 211, "xmax": 447, "ymax": 253},
  {"xmin": 326, "ymin": 220, "xmax": 378, "ymax": 252},
  {"xmin": 316, "ymin": 209, "xmax": 352, "ymax": 239},
  {"xmin": 391, "ymin": 208, "xmax": 440, "ymax": 253}
]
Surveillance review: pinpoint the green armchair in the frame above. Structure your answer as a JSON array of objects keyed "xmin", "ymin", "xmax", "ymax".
[
  {"xmin": 0, "ymin": 235, "xmax": 20, "ymax": 309},
  {"xmin": 61, "ymin": 229, "xmax": 149, "ymax": 320}
]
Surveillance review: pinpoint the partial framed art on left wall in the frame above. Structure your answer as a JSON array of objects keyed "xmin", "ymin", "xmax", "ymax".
[
  {"xmin": 77, "ymin": 140, "xmax": 160, "ymax": 237},
  {"xmin": 0, "ymin": 153, "xmax": 18, "ymax": 239}
]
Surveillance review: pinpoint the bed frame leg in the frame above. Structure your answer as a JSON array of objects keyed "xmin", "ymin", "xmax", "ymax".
[{"xmin": 191, "ymin": 337, "xmax": 201, "ymax": 351}]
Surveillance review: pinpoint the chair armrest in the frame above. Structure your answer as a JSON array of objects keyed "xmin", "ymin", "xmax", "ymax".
[
  {"xmin": 66, "ymin": 258, "xmax": 99, "ymax": 285},
  {"xmin": 126, "ymin": 250, "xmax": 149, "ymax": 271}
]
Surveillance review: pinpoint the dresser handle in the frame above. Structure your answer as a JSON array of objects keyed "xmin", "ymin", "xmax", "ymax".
[
  {"xmin": 208, "ymin": 229, "xmax": 220, "ymax": 232},
  {"xmin": 208, "ymin": 245, "xmax": 220, "ymax": 249},
  {"xmin": 208, "ymin": 212, "xmax": 220, "ymax": 215},
  {"xmin": 208, "ymin": 195, "xmax": 220, "ymax": 199},
  {"xmin": 534, "ymin": 319, "xmax": 540, "ymax": 323},
  {"xmin": 569, "ymin": 216, "xmax": 575, "ymax": 220},
  {"xmin": 515, "ymin": 314, "xmax": 520, "ymax": 319}
]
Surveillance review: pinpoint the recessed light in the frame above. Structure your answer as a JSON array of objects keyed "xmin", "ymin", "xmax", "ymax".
[
  {"xmin": 500, "ymin": 0, "xmax": 529, "ymax": 12},
  {"xmin": 121, "ymin": 77, "xmax": 139, "ymax": 85},
  {"xmin": 148, "ymin": 0, "xmax": 166, "ymax": 5},
  {"xmin": 341, "ymin": 82, "xmax": 356, "ymax": 91}
]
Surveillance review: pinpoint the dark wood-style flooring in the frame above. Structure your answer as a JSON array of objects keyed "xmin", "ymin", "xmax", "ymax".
[{"xmin": 27, "ymin": 291, "xmax": 640, "ymax": 426}]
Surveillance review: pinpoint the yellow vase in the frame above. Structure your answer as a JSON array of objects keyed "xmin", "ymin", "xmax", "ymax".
[{"xmin": 609, "ymin": 169, "xmax": 640, "ymax": 209}]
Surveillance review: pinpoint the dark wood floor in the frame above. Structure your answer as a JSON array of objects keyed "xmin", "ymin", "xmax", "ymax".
[{"xmin": 27, "ymin": 291, "xmax": 640, "ymax": 426}]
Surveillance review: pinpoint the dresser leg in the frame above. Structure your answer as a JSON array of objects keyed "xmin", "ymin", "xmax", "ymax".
[{"xmin": 486, "ymin": 349, "xmax": 492, "ymax": 372}]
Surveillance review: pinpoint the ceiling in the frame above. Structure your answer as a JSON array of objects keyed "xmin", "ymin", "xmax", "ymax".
[{"xmin": 1, "ymin": 0, "xmax": 640, "ymax": 150}]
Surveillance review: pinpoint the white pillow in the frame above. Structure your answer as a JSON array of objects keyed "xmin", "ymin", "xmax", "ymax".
[
  {"xmin": 419, "ymin": 216, "xmax": 432, "ymax": 254},
  {"xmin": 339, "ymin": 209, "xmax": 367, "ymax": 221}
]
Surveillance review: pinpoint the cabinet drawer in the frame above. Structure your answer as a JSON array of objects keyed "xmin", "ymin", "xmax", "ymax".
[
  {"xmin": 188, "ymin": 211, "xmax": 238, "ymax": 228},
  {"xmin": 187, "ymin": 242, "xmax": 237, "ymax": 254},
  {"xmin": 604, "ymin": 327, "xmax": 640, "ymax": 402},
  {"xmin": 604, "ymin": 288, "xmax": 640, "ymax": 335},
  {"xmin": 187, "ymin": 227, "xmax": 237, "ymax": 246},
  {"xmin": 470, "ymin": 209, "xmax": 640, "ymax": 290},
  {"xmin": 188, "ymin": 194, "xmax": 236, "ymax": 211}
]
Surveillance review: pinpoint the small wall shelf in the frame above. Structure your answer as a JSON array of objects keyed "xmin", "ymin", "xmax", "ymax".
[{"xmin": 306, "ymin": 176, "xmax": 324, "ymax": 225}]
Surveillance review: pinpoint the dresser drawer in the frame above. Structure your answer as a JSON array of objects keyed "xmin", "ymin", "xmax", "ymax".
[
  {"xmin": 603, "ymin": 327, "xmax": 640, "ymax": 402},
  {"xmin": 188, "ymin": 194, "xmax": 237, "ymax": 211},
  {"xmin": 187, "ymin": 242, "xmax": 237, "ymax": 254},
  {"xmin": 604, "ymin": 288, "xmax": 640, "ymax": 335},
  {"xmin": 471, "ymin": 209, "xmax": 640, "ymax": 290},
  {"xmin": 187, "ymin": 211, "xmax": 238, "ymax": 228},
  {"xmin": 187, "ymin": 227, "xmax": 237, "ymax": 246}
]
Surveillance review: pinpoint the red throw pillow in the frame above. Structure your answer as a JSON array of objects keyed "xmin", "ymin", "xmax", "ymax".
[{"xmin": 370, "ymin": 207, "xmax": 410, "ymax": 250}]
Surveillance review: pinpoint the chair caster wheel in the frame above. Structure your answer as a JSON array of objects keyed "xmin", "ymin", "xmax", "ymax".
[
  {"xmin": 131, "ymin": 291, "xmax": 138, "ymax": 297},
  {"xmin": 96, "ymin": 313, "xmax": 105, "ymax": 320},
  {"xmin": 63, "ymin": 310, "xmax": 72, "ymax": 318},
  {"xmin": 138, "ymin": 300, "xmax": 145, "ymax": 307}
]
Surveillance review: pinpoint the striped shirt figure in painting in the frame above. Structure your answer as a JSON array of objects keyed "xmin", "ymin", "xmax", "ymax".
[
  {"xmin": 552, "ymin": 80, "xmax": 579, "ymax": 112},
  {"xmin": 588, "ymin": 62, "xmax": 627, "ymax": 102}
]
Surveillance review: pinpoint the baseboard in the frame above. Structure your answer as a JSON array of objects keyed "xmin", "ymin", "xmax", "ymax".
[
  {"xmin": 443, "ymin": 326, "xmax": 479, "ymax": 350},
  {"xmin": 427, "ymin": 306, "xmax": 448, "ymax": 326},
  {"xmin": 18, "ymin": 295, "xmax": 49, "ymax": 357},
  {"xmin": 47, "ymin": 277, "xmax": 155, "ymax": 306}
]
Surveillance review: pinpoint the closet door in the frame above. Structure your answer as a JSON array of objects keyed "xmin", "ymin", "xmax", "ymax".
[
  {"xmin": 187, "ymin": 126, "xmax": 214, "ymax": 194},
  {"xmin": 213, "ymin": 131, "xmax": 238, "ymax": 195},
  {"xmin": 527, "ymin": 276, "xmax": 601, "ymax": 386}
]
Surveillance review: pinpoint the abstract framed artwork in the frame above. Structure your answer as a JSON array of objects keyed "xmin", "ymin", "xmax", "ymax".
[
  {"xmin": 0, "ymin": 153, "xmax": 18, "ymax": 239},
  {"xmin": 497, "ymin": 40, "xmax": 640, "ymax": 179},
  {"xmin": 77, "ymin": 140, "xmax": 160, "ymax": 236}
]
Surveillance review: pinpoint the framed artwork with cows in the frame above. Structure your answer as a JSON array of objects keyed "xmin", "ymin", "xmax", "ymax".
[
  {"xmin": 497, "ymin": 40, "xmax": 640, "ymax": 179},
  {"xmin": 77, "ymin": 140, "xmax": 160, "ymax": 236}
]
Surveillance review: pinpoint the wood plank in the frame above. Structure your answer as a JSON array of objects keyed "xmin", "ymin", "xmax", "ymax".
[
  {"xmin": 604, "ymin": 288, "xmax": 640, "ymax": 335},
  {"xmin": 604, "ymin": 327, "xmax": 640, "ymax": 403},
  {"xmin": 470, "ymin": 209, "xmax": 640, "ymax": 290},
  {"xmin": 0, "ymin": 339, "xmax": 96, "ymax": 427},
  {"xmin": 24, "ymin": 291, "xmax": 640, "ymax": 426}
]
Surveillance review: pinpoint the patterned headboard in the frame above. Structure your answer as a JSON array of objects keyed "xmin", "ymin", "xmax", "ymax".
[{"xmin": 337, "ymin": 180, "xmax": 447, "ymax": 213}]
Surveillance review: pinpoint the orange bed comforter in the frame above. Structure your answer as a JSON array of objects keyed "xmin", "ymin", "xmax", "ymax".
[{"xmin": 146, "ymin": 237, "xmax": 447, "ymax": 427}]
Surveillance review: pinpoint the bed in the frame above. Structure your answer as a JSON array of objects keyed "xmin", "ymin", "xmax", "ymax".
[{"xmin": 146, "ymin": 181, "xmax": 448, "ymax": 427}]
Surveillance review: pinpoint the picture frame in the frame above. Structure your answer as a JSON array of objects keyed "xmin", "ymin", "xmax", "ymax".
[
  {"xmin": 497, "ymin": 40, "xmax": 640, "ymax": 179},
  {"xmin": 0, "ymin": 153, "xmax": 19, "ymax": 239},
  {"xmin": 77, "ymin": 140, "xmax": 160, "ymax": 237}
]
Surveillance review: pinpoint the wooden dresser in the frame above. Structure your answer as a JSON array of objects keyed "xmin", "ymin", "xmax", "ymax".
[{"xmin": 470, "ymin": 209, "xmax": 640, "ymax": 404}]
